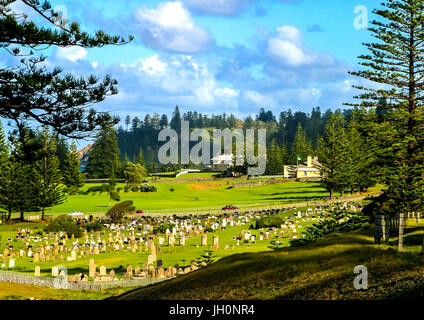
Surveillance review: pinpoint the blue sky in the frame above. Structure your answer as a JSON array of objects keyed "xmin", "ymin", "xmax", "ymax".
[{"xmin": 3, "ymin": 0, "xmax": 383, "ymax": 142}]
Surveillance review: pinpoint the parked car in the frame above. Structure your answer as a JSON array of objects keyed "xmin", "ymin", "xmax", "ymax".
[
  {"xmin": 135, "ymin": 210, "xmax": 144, "ymax": 215},
  {"xmin": 222, "ymin": 205, "xmax": 239, "ymax": 210}
]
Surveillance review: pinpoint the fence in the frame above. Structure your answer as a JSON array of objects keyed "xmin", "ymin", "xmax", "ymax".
[
  {"xmin": 0, "ymin": 270, "xmax": 169, "ymax": 291},
  {"xmin": 140, "ymin": 192, "xmax": 376, "ymax": 217},
  {"xmin": 374, "ymin": 212, "xmax": 422, "ymax": 244}
]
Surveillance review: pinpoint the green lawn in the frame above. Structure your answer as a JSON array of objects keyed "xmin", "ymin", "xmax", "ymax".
[{"xmin": 41, "ymin": 181, "xmax": 335, "ymax": 216}]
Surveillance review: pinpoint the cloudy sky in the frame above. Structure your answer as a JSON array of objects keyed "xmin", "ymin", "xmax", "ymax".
[{"xmin": 3, "ymin": 0, "xmax": 382, "ymax": 132}]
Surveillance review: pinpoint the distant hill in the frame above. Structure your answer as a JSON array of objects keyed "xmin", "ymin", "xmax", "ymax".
[{"xmin": 78, "ymin": 144, "xmax": 92, "ymax": 170}]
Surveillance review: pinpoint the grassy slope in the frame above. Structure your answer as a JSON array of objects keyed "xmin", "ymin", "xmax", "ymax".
[
  {"xmin": 115, "ymin": 225, "xmax": 424, "ymax": 300},
  {"xmin": 37, "ymin": 181, "xmax": 335, "ymax": 215},
  {"xmin": 0, "ymin": 282, "xmax": 131, "ymax": 300}
]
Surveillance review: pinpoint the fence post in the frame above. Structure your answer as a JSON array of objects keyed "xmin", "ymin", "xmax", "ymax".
[{"xmin": 398, "ymin": 213, "xmax": 405, "ymax": 252}]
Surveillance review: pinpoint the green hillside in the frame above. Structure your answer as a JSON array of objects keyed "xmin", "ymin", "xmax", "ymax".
[{"xmin": 115, "ymin": 225, "xmax": 424, "ymax": 300}]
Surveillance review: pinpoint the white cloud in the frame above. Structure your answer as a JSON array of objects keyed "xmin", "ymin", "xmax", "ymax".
[
  {"xmin": 267, "ymin": 25, "xmax": 335, "ymax": 67},
  {"xmin": 118, "ymin": 54, "xmax": 239, "ymax": 109},
  {"xmin": 181, "ymin": 0, "xmax": 253, "ymax": 16},
  {"xmin": 133, "ymin": 1, "xmax": 214, "ymax": 53},
  {"xmin": 56, "ymin": 46, "xmax": 88, "ymax": 63}
]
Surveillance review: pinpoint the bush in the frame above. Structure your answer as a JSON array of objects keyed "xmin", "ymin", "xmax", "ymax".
[
  {"xmin": 106, "ymin": 200, "xmax": 136, "ymax": 222},
  {"xmin": 46, "ymin": 215, "xmax": 82, "ymax": 238},
  {"xmin": 82, "ymin": 221, "xmax": 103, "ymax": 232},
  {"xmin": 140, "ymin": 184, "xmax": 158, "ymax": 192},
  {"xmin": 290, "ymin": 208, "xmax": 371, "ymax": 247},
  {"xmin": 154, "ymin": 222, "xmax": 176, "ymax": 234},
  {"xmin": 130, "ymin": 185, "xmax": 139, "ymax": 192},
  {"xmin": 255, "ymin": 216, "xmax": 284, "ymax": 229}
]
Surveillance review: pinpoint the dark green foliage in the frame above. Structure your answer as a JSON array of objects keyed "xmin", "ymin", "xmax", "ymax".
[
  {"xmin": 63, "ymin": 141, "xmax": 85, "ymax": 191},
  {"xmin": 46, "ymin": 215, "xmax": 82, "ymax": 238},
  {"xmin": 265, "ymin": 141, "xmax": 284, "ymax": 175},
  {"xmin": 85, "ymin": 120, "xmax": 120, "ymax": 179},
  {"xmin": 82, "ymin": 221, "xmax": 103, "ymax": 232},
  {"xmin": 291, "ymin": 206, "xmax": 371, "ymax": 246},
  {"xmin": 85, "ymin": 183, "xmax": 120, "ymax": 205},
  {"xmin": 291, "ymin": 123, "xmax": 312, "ymax": 164},
  {"xmin": 348, "ymin": 0, "xmax": 424, "ymax": 218},
  {"xmin": 154, "ymin": 222, "xmax": 176, "ymax": 235},
  {"xmin": 106, "ymin": 200, "xmax": 135, "ymax": 222},
  {"xmin": 140, "ymin": 184, "xmax": 157, "ymax": 192},
  {"xmin": 0, "ymin": 0, "xmax": 132, "ymax": 138},
  {"xmin": 198, "ymin": 249, "xmax": 216, "ymax": 264},
  {"xmin": 35, "ymin": 127, "xmax": 66, "ymax": 220},
  {"xmin": 123, "ymin": 162, "xmax": 146, "ymax": 190},
  {"xmin": 118, "ymin": 107, "xmax": 354, "ymax": 170},
  {"xmin": 255, "ymin": 216, "xmax": 284, "ymax": 229}
]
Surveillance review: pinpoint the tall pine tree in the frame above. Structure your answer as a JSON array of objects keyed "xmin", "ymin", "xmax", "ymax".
[
  {"xmin": 35, "ymin": 127, "xmax": 65, "ymax": 220},
  {"xmin": 348, "ymin": 0, "xmax": 424, "ymax": 250},
  {"xmin": 63, "ymin": 141, "xmax": 85, "ymax": 191},
  {"xmin": 85, "ymin": 120, "xmax": 121, "ymax": 179}
]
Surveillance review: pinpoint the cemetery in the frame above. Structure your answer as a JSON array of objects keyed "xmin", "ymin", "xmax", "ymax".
[{"xmin": 0, "ymin": 201, "xmax": 371, "ymax": 298}]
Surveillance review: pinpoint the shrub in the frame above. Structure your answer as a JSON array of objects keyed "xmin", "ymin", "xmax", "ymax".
[
  {"xmin": 154, "ymin": 222, "xmax": 176, "ymax": 234},
  {"xmin": 140, "ymin": 184, "xmax": 157, "ymax": 192},
  {"xmin": 106, "ymin": 200, "xmax": 136, "ymax": 222},
  {"xmin": 255, "ymin": 216, "xmax": 284, "ymax": 229},
  {"xmin": 46, "ymin": 215, "xmax": 82, "ymax": 238},
  {"xmin": 83, "ymin": 221, "xmax": 103, "ymax": 232}
]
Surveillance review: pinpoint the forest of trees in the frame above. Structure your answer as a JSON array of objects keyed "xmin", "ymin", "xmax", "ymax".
[{"xmin": 116, "ymin": 106, "xmax": 355, "ymax": 171}]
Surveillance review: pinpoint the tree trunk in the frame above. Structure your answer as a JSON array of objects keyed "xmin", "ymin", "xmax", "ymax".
[
  {"xmin": 330, "ymin": 189, "xmax": 334, "ymax": 200},
  {"xmin": 398, "ymin": 212, "xmax": 405, "ymax": 252},
  {"xmin": 341, "ymin": 189, "xmax": 345, "ymax": 197},
  {"xmin": 7, "ymin": 208, "xmax": 12, "ymax": 221},
  {"xmin": 20, "ymin": 210, "xmax": 24, "ymax": 222},
  {"xmin": 42, "ymin": 207, "xmax": 45, "ymax": 221}
]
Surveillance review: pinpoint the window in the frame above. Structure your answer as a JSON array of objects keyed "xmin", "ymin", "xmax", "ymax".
[{"xmin": 304, "ymin": 171, "xmax": 307, "ymax": 176}]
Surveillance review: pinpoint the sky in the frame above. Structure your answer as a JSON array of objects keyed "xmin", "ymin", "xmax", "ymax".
[{"xmin": 2, "ymin": 0, "xmax": 383, "ymax": 145}]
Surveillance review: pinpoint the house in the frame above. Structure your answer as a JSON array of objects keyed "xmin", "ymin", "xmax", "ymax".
[
  {"xmin": 206, "ymin": 154, "xmax": 234, "ymax": 171},
  {"xmin": 296, "ymin": 156, "xmax": 321, "ymax": 178},
  {"xmin": 283, "ymin": 155, "xmax": 321, "ymax": 179}
]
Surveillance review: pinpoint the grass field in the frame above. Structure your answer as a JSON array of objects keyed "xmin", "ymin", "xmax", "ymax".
[
  {"xmin": 116, "ymin": 222, "xmax": 424, "ymax": 300},
  {"xmin": 38, "ymin": 181, "xmax": 336, "ymax": 216}
]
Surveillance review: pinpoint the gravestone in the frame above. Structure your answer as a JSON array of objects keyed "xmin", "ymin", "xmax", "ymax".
[
  {"xmin": 99, "ymin": 265, "xmax": 107, "ymax": 276},
  {"xmin": 213, "ymin": 235, "xmax": 219, "ymax": 250},
  {"xmin": 179, "ymin": 235, "xmax": 185, "ymax": 246},
  {"xmin": 147, "ymin": 254, "xmax": 155, "ymax": 265},
  {"xmin": 34, "ymin": 266, "xmax": 40, "ymax": 277},
  {"xmin": 126, "ymin": 264, "xmax": 133, "ymax": 276},
  {"xmin": 168, "ymin": 235, "xmax": 175, "ymax": 246},
  {"xmin": 51, "ymin": 266, "xmax": 59, "ymax": 277},
  {"xmin": 201, "ymin": 235, "xmax": 207, "ymax": 246},
  {"xmin": 89, "ymin": 259, "xmax": 96, "ymax": 278}
]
